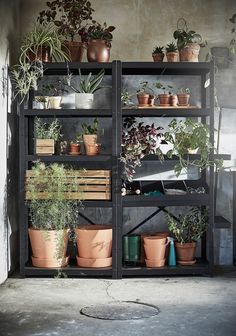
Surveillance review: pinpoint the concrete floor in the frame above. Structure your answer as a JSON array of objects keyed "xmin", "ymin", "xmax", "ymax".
[{"xmin": 0, "ymin": 269, "xmax": 236, "ymax": 336}]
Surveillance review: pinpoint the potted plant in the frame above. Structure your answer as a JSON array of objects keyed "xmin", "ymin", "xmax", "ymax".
[
  {"xmin": 81, "ymin": 118, "xmax": 101, "ymax": 155},
  {"xmin": 69, "ymin": 134, "xmax": 82, "ymax": 155},
  {"xmin": 152, "ymin": 46, "xmax": 164, "ymax": 62},
  {"xmin": 34, "ymin": 117, "xmax": 62, "ymax": 156},
  {"xmin": 27, "ymin": 161, "xmax": 82, "ymax": 268},
  {"xmin": 41, "ymin": 80, "xmax": 67, "ymax": 109},
  {"xmin": 155, "ymin": 82, "xmax": 173, "ymax": 106},
  {"xmin": 121, "ymin": 89, "xmax": 134, "ymax": 107},
  {"xmin": 136, "ymin": 81, "xmax": 155, "ymax": 107},
  {"xmin": 166, "ymin": 42, "xmax": 179, "ymax": 62},
  {"xmin": 121, "ymin": 117, "xmax": 164, "ymax": 181},
  {"xmin": 64, "ymin": 69, "xmax": 105, "ymax": 109},
  {"xmin": 79, "ymin": 21, "xmax": 116, "ymax": 62},
  {"xmin": 38, "ymin": 0, "xmax": 94, "ymax": 62},
  {"xmin": 166, "ymin": 207, "xmax": 208, "ymax": 265},
  {"xmin": 177, "ymin": 87, "xmax": 190, "ymax": 106},
  {"xmin": 20, "ymin": 22, "xmax": 69, "ymax": 63},
  {"xmin": 173, "ymin": 18, "xmax": 204, "ymax": 62},
  {"xmin": 164, "ymin": 118, "xmax": 224, "ymax": 177}
]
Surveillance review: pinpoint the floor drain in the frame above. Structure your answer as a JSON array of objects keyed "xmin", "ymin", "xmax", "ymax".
[{"xmin": 80, "ymin": 301, "xmax": 160, "ymax": 320}]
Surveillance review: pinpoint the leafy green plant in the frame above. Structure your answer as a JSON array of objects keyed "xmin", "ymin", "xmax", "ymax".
[
  {"xmin": 20, "ymin": 22, "xmax": 69, "ymax": 62},
  {"xmin": 41, "ymin": 80, "xmax": 67, "ymax": 96},
  {"xmin": 164, "ymin": 118, "xmax": 223, "ymax": 177},
  {"xmin": 121, "ymin": 117, "xmax": 164, "ymax": 181},
  {"xmin": 81, "ymin": 118, "xmax": 98, "ymax": 135},
  {"xmin": 166, "ymin": 42, "xmax": 178, "ymax": 53},
  {"xmin": 38, "ymin": 0, "xmax": 94, "ymax": 42},
  {"xmin": 178, "ymin": 87, "xmax": 190, "ymax": 94},
  {"xmin": 152, "ymin": 46, "xmax": 164, "ymax": 54},
  {"xmin": 173, "ymin": 18, "xmax": 203, "ymax": 50},
  {"xmin": 64, "ymin": 69, "xmax": 105, "ymax": 94},
  {"xmin": 79, "ymin": 21, "xmax": 116, "ymax": 46},
  {"xmin": 137, "ymin": 81, "xmax": 154, "ymax": 95},
  {"xmin": 166, "ymin": 207, "xmax": 208, "ymax": 244},
  {"xmin": 121, "ymin": 89, "xmax": 134, "ymax": 106},
  {"xmin": 155, "ymin": 82, "xmax": 173, "ymax": 94},
  {"xmin": 34, "ymin": 117, "xmax": 62, "ymax": 141}
]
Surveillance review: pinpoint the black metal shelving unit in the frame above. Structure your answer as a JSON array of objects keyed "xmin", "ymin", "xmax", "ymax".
[{"xmin": 19, "ymin": 61, "xmax": 230, "ymax": 278}]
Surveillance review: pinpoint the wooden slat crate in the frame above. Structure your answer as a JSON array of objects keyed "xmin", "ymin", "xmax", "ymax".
[
  {"xmin": 35, "ymin": 139, "xmax": 55, "ymax": 156},
  {"xmin": 25, "ymin": 170, "xmax": 111, "ymax": 200}
]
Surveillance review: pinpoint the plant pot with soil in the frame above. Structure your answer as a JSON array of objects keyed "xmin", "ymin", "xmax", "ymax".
[
  {"xmin": 177, "ymin": 87, "xmax": 190, "ymax": 106},
  {"xmin": 81, "ymin": 118, "xmax": 102, "ymax": 155},
  {"xmin": 152, "ymin": 46, "xmax": 164, "ymax": 62},
  {"xmin": 69, "ymin": 141, "xmax": 81, "ymax": 155},
  {"xmin": 136, "ymin": 81, "xmax": 155, "ymax": 107},
  {"xmin": 34, "ymin": 117, "xmax": 62, "ymax": 156},
  {"xmin": 64, "ymin": 69, "xmax": 105, "ymax": 109},
  {"xmin": 166, "ymin": 207, "xmax": 208, "ymax": 265},
  {"xmin": 166, "ymin": 42, "xmax": 179, "ymax": 62},
  {"xmin": 155, "ymin": 82, "xmax": 173, "ymax": 107}
]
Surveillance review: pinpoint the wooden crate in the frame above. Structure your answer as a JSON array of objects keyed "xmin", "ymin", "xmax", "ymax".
[
  {"xmin": 35, "ymin": 139, "xmax": 55, "ymax": 156},
  {"xmin": 25, "ymin": 170, "xmax": 111, "ymax": 200}
]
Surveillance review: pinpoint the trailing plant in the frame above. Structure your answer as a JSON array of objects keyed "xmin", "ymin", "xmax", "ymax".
[
  {"xmin": 38, "ymin": 0, "xmax": 94, "ymax": 42},
  {"xmin": 164, "ymin": 118, "xmax": 223, "ymax": 177},
  {"xmin": 64, "ymin": 69, "xmax": 105, "ymax": 93},
  {"xmin": 20, "ymin": 22, "xmax": 69, "ymax": 62},
  {"xmin": 121, "ymin": 89, "xmax": 134, "ymax": 106},
  {"xmin": 137, "ymin": 81, "xmax": 154, "ymax": 95},
  {"xmin": 121, "ymin": 117, "xmax": 164, "ymax": 181},
  {"xmin": 173, "ymin": 18, "xmax": 204, "ymax": 50},
  {"xmin": 166, "ymin": 42, "xmax": 178, "ymax": 53},
  {"xmin": 34, "ymin": 117, "xmax": 62, "ymax": 141},
  {"xmin": 155, "ymin": 82, "xmax": 173, "ymax": 94},
  {"xmin": 153, "ymin": 46, "xmax": 164, "ymax": 54},
  {"xmin": 79, "ymin": 21, "xmax": 116, "ymax": 46},
  {"xmin": 166, "ymin": 207, "xmax": 208, "ymax": 244},
  {"xmin": 81, "ymin": 118, "xmax": 98, "ymax": 135}
]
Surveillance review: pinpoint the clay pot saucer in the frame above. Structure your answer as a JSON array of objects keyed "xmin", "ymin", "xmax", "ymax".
[
  {"xmin": 76, "ymin": 256, "xmax": 112, "ymax": 268},
  {"xmin": 177, "ymin": 259, "xmax": 196, "ymax": 266},
  {"xmin": 145, "ymin": 259, "xmax": 165, "ymax": 268}
]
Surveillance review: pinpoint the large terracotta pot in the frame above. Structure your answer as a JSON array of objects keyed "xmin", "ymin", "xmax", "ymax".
[
  {"xmin": 86, "ymin": 143, "xmax": 101, "ymax": 156},
  {"xmin": 175, "ymin": 242, "xmax": 197, "ymax": 265},
  {"xmin": 63, "ymin": 41, "xmax": 85, "ymax": 62},
  {"xmin": 27, "ymin": 46, "xmax": 52, "ymax": 63},
  {"xmin": 76, "ymin": 225, "xmax": 112, "ymax": 259},
  {"xmin": 144, "ymin": 236, "xmax": 169, "ymax": 260},
  {"xmin": 28, "ymin": 228, "xmax": 69, "ymax": 268},
  {"xmin": 87, "ymin": 39, "xmax": 110, "ymax": 62},
  {"xmin": 152, "ymin": 53, "xmax": 164, "ymax": 62},
  {"xmin": 83, "ymin": 134, "xmax": 98, "ymax": 154},
  {"xmin": 137, "ymin": 94, "xmax": 149, "ymax": 106},
  {"xmin": 179, "ymin": 43, "xmax": 200, "ymax": 62},
  {"xmin": 166, "ymin": 52, "xmax": 179, "ymax": 62}
]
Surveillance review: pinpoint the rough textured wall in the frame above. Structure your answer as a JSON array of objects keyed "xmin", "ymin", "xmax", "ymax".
[{"xmin": 0, "ymin": 0, "xmax": 20, "ymax": 284}]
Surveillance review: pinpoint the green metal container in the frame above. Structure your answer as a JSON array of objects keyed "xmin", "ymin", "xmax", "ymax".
[{"xmin": 123, "ymin": 234, "xmax": 141, "ymax": 265}]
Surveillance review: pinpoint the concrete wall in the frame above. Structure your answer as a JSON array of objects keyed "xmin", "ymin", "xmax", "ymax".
[{"xmin": 0, "ymin": 0, "xmax": 20, "ymax": 284}]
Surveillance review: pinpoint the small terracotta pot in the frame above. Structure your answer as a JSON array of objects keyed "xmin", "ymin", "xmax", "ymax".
[
  {"xmin": 166, "ymin": 52, "xmax": 179, "ymax": 62},
  {"xmin": 76, "ymin": 256, "xmax": 112, "ymax": 268},
  {"xmin": 27, "ymin": 46, "xmax": 52, "ymax": 63},
  {"xmin": 175, "ymin": 242, "xmax": 197, "ymax": 264},
  {"xmin": 170, "ymin": 94, "xmax": 178, "ymax": 106},
  {"xmin": 144, "ymin": 236, "xmax": 169, "ymax": 260},
  {"xmin": 137, "ymin": 94, "xmax": 149, "ymax": 106},
  {"xmin": 28, "ymin": 228, "xmax": 69, "ymax": 268},
  {"xmin": 87, "ymin": 39, "xmax": 110, "ymax": 62},
  {"xmin": 152, "ymin": 53, "xmax": 164, "ymax": 62},
  {"xmin": 63, "ymin": 41, "xmax": 86, "ymax": 62},
  {"xmin": 148, "ymin": 95, "xmax": 155, "ymax": 106},
  {"xmin": 179, "ymin": 43, "xmax": 200, "ymax": 62},
  {"xmin": 76, "ymin": 225, "xmax": 112, "ymax": 259},
  {"xmin": 86, "ymin": 143, "xmax": 101, "ymax": 156},
  {"xmin": 158, "ymin": 94, "xmax": 170, "ymax": 106},
  {"xmin": 69, "ymin": 143, "xmax": 80, "ymax": 155},
  {"xmin": 145, "ymin": 258, "xmax": 165, "ymax": 268},
  {"xmin": 177, "ymin": 94, "xmax": 190, "ymax": 106}
]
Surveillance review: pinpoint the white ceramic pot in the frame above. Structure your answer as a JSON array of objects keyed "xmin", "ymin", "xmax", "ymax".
[
  {"xmin": 75, "ymin": 93, "xmax": 94, "ymax": 109},
  {"xmin": 48, "ymin": 96, "xmax": 62, "ymax": 109}
]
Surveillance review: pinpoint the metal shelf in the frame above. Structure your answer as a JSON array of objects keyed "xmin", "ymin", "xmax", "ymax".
[
  {"xmin": 23, "ymin": 109, "xmax": 112, "ymax": 117},
  {"xmin": 43, "ymin": 62, "xmax": 112, "ymax": 75},
  {"xmin": 122, "ymin": 107, "xmax": 211, "ymax": 117}
]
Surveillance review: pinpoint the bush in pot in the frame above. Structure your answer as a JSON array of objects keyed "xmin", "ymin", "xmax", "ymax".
[
  {"xmin": 164, "ymin": 118, "xmax": 224, "ymax": 177},
  {"xmin": 34, "ymin": 117, "xmax": 62, "ymax": 156},
  {"xmin": 64, "ymin": 68, "xmax": 105, "ymax": 109},
  {"xmin": 152, "ymin": 46, "xmax": 164, "ymax": 62},
  {"xmin": 166, "ymin": 207, "xmax": 208, "ymax": 265},
  {"xmin": 155, "ymin": 82, "xmax": 173, "ymax": 106},
  {"xmin": 136, "ymin": 81, "xmax": 155, "ymax": 106},
  {"xmin": 38, "ymin": 0, "xmax": 94, "ymax": 61},
  {"xmin": 166, "ymin": 42, "xmax": 179, "ymax": 62}
]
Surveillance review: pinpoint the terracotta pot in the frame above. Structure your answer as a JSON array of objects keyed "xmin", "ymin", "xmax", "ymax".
[
  {"xmin": 27, "ymin": 46, "xmax": 52, "ymax": 63},
  {"xmin": 87, "ymin": 39, "xmax": 110, "ymax": 62},
  {"xmin": 148, "ymin": 95, "xmax": 155, "ymax": 106},
  {"xmin": 175, "ymin": 242, "xmax": 197, "ymax": 264},
  {"xmin": 137, "ymin": 94, "xmax": 149, "ymax": 106},
  {"xmin": 48, "ymin": 96, "xmax": 62, "ymax": 109},
  {"xmin": 144, "ymin": 236, "xmax": 169, "ymax": 260},
  {"xmin": 152, "ymin": 53, "xmax": 164, "ymax": 62},
  {"xmin": 158, "ymin": 94, "xmax": 170, "ymax": 106},
  {"xmin": 63, "ymin": 41, "xmax": 85, "ymax": 62},
  {"xmin": 69, "ymin": 143, "xmax": 80, "ymax": 155},
  {"xmin": 170, "ymin": 94, "xmax": 178, "ymax": 106},
  {"xmin": 145, "ymin": 258, "xmax": 165, "ymax": 268},
  {"xmin": 83, "ymin": 134, "xmax": 98, "ymax": 154},
  {"xmin": 86, "ymin": 143, "xmax": 101, "ymax": 156},
  {"xmin": 166, "ymin": 52, "xmax": 179, "ymax": 62},
  {"xmin": 28, "ymin": 228, "xmax": 69, "ymax": 268},
  {"xmin": 76, "ymin": 256, "xmax": 112, "ymax": 268},
  {"xmin": 177, "ymin": 94, "xmax": 190, "ymax": 106},
  {"xmin": 179, "ymin": 43, "xmax": 200, "ymax": 62},
  {"xmin": 76, "ymin": 225, "xmax": 112, "ymax": 259}
]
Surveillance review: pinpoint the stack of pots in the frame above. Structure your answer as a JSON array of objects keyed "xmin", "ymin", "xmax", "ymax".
[
  {"xmin": 144, "ymin": 234, "xmax": 170, "ymax": 268},
  {"xmin": 76, "ymin": 225, "xmax": 112, "ymax": 268}
]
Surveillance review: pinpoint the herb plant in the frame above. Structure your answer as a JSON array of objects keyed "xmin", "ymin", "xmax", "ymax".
[
  {"xmin": 137, "ymin": 81, "xmax": 154, "ymax": 95},
  {"xmin": 121, "ymin": 89, "xmax": 134, "ymax": 106},
  {"xmin": 34, "ymin": 117, "xmax": 62, "ymax": 141},
  {"xmin": 64, "ymin": 69, "xmax": 105, "ymax": 94},
  {"xmin": 155, "ymin": 82, "xmax": 173, "ymax": 94}
]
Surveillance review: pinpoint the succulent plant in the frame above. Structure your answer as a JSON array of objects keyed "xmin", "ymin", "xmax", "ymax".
[
  {"xmin": 166, "ymin": 42, "xmax": 178, "ymax": 53},
  {"xmin": 152, "ymin": 46, "xmax": 164, "ymax": 54}
]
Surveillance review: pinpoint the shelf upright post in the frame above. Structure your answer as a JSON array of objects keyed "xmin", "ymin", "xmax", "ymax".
[{"xmin": 111, "ymin": 60, "xmax": 122, "ymax": 279}]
